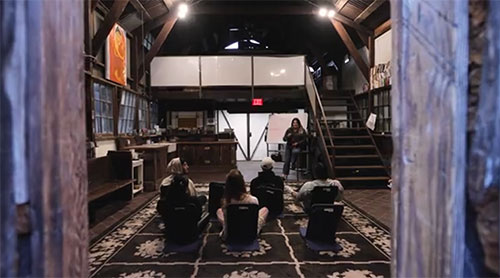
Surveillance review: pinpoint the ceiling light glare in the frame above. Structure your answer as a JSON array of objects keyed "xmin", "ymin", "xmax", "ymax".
[
  {"xmin": 309, "ymin": 67, "xmax": 315, "ymax": 72},
  {"xmin": 280, "ymin": 69, "xmax": 286, "ymax": 74},
  {"xmin": 178, "ymin": 3, "xmax": 188, "ymax": 19},
  {"xmin": 319, "ymin": 7, "xmax": 327, "ymax": 17},
  {"xmin": 249, "ymin": 39, "xmax": 261, "ymax": 45},
  {"xmin": 327, "ymin": 10, "xmax": 336, "ymax": 18}
]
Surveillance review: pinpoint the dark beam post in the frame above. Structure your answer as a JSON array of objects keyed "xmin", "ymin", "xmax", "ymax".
[
  {"xmin": 130, "ymin": 0, "xmax": 152, "ymax": 21},
  {"xmin": 1, "ymin": 0, "xmax": 87, "ymax": 276},
  {"xmin": 331, "ymin": 20, "xmax": 370, "ymax": 81},
  {"xmin": 354, "ymin": 0, "xmax": 386, "ymax": 23},
  {"xmin": 92, "ymin": 0, "xmax": 130, "ymax": 56},
  {"xmin": 391, "ymin": 0, "xmax": 468, "ymax": 276},
  {"xmin": 368, "ymin": 36, "xmax": 375, "ymax": 68},
  {"xmin": 374, "ymin": 19, "xmax": 391, "ymax": 38},
  {"xmin": 138, "ymin": 13, "xmax": 178, "ymax": 81}
]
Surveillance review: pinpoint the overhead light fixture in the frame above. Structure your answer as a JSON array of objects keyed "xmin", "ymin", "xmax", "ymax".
[
  {"xmin": 318, "ymin": 7, "xmax": 328, "ymax": 17},
  {"xmin": 178, "ymin": 3, "xmax": 188, "ymax": 19},
  {"xmin": 327, "ymin": 10, "xmax": 336, "ymax": 18}
]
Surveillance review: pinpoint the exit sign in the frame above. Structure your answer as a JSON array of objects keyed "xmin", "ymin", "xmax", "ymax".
[{"xmin": 252, "ymin": 98, "xmax": 263, "ymax": 106}]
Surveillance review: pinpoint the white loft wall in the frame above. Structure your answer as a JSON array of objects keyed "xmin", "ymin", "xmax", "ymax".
[
  {"xmin": 341, "ymin": 46, "xmax": 369, "ymax": 94},
  {"xmin": 95, "ymin": 140, "xmax": 116, "ymax": 158},
  {"xmin": 201, "ymin": 56, "xmax": 252, "ymax": 86},
  {"xmin": 375, "ymin": 30, "xmax": 392, "ymax": 65},
  {"xmin": 253, "ymin": 56, "xmax": 305, "ymax": 86},
  {"xmin": 151, "ymin": 57, "xmax": 200, "ymax": 86}
]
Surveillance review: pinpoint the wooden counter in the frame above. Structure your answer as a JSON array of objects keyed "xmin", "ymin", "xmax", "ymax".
[
  {"xmin": 176, "ymin": 140, "xmax": 237, "ymax": 171},
  {"xmin": 123, "ymin": 143, "xmax": 176, "ymax": 191}
]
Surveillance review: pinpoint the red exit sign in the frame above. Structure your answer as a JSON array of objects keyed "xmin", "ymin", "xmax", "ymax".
[{"xmin": 252, "ymin": 98, "xmax": 263, "ymax": 106}]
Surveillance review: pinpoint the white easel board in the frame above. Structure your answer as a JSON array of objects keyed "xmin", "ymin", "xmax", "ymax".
[{"xmin": 266, "ymin": 113, "xmax": 308, "ymax": 144}]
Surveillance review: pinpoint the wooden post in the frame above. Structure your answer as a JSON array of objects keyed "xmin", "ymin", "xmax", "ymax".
[
  {"xmin": 391, "ymin": 0, "xmax": 468, "ymax": 277},
  {"xmin": 1, "ymin": 0, "xmax": 87, "ymax": 276},
  {"xmin": 467, "ymin": 0, "xmax": 500, "ymax": 274}
]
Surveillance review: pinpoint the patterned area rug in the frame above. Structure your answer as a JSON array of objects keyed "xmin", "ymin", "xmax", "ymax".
[{"xmin": 89, "ymin": 183, "xmax": 391, "ymax": 278}]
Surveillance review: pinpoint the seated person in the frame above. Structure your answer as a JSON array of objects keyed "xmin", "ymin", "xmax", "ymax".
[
  {"xmin": 291, "ymin": 162, "xmax": 344, "ymax": 213},
  {"xmin": 157, "ymin": 174, "xmax": 209, "ymax": 232},
  {"xmin": 161, "ymin": 157, "xmax": 204, "ymax": 204},
  {"xmin": 250, "ymin": 157, "xmax": 284, "ymax": 195},
  {"xmin": 217, "ymin": 169, "xmax": 269, "ymax": 240}
]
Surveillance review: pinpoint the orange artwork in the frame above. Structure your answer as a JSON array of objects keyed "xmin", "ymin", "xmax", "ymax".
[{"xmin": 106, "ymin": 24, "xmax": 127, "ymax": 85}]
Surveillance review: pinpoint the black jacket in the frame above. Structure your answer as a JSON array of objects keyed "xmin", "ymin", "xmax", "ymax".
[
  {"xmin": 283, "ymin": 127, "xmax": 307, "ymax": 148},
  {"xmin": 250, "ymin": 170, "xmax": 285, "ymax": 195}
]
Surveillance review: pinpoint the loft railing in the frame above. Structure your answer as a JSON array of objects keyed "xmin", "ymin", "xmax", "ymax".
[
  {"xmin": 305, "ymin": 66, "xmax": 335, "ymax": 177},
  {"xmin": 151, "ymin": 55, "xmax": 306, "ymax": 88}
]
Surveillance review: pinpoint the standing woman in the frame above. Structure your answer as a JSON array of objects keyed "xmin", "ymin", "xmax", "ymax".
[{"xmin": 282, "ymin": 118, "xmax": 307, "ymax": 179}]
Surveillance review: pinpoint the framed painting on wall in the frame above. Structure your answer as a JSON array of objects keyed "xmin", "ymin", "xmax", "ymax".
[{"xmin": 106, "ymin": 24, "xmax": 127, "ymax": 85}]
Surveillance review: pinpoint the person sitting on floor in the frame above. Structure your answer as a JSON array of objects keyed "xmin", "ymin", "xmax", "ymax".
[
  {"xmin": 157, "ymin": 174, "xmax": 209, "ymax": 233},
  {"xmin": 161, "ymin": 157, "xmax": 203, "ymax": 201},
  {"xmin": 291, "ymin": 162, "xmax": 344, "ymax": 213},
  {"xmin": 250, "ymin": 157, "xmax": 284, "ymax": 195},
  {"xmin": 217, "ymin": 169, "xmax": 269, "ymax": 240}
]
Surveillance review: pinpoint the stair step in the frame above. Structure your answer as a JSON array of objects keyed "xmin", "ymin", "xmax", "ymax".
[
  {"xmin": 326, "ymin": 119, "xmax": 364, "ymax": 122},
  {"xmin": 335, "ymin": 165, "xmax": 386, "ymax": 169},
  {"xmin": 328, "ymin": 145, "xmax": 375, "ymax": 149},
  {"xmin": 333, "ymin": 135, "xmax": 371, "ymax": 139},
  {"xmin": 330, "ymin": 127, "xmax": 367, "ymax": 131},
  {"xmin": 321, "ymin": 96, "xmax": 352, "ymax": 100},
  {"xmin": 334, "ymin": 154, "xmax": 379, "ymax": 159},
  {"xmin": 337, "ymin": 176, "xmax": 390, "ymax": 181}
]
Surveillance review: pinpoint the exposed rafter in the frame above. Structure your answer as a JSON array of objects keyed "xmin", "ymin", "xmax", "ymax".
[
  {"xmin": 374, "ymin": 19, "xmax": 391, "ymax": 37},
  {"xmin": 92, "ymin": 0, "xmax": 130, "ymax": 56},
  {"xmin": 355, "ymin": 0, "xmax": 386, "ymax": 23},
  {"xmin": 334, "ymin": 0, "xmax": 349, "ymax": 12},
  {"xmin": 138, "ymin": 12, "xmax": 178, "ymax": 81},
  {"xmin": 130, "ymin": 0, "xmax": 152, "ymax": 21},
  {"xmin": 331, "ymin": 19, "xmax": 370, "ymax": 81}
]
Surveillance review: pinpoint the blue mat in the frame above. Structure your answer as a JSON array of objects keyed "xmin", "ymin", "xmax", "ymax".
[
  {"xmin": 226, "ymin": 239, "xmax": 260, "ymax": 252},
  {"xmin": 164, "ymin": 237, "xmax": 202, "ymax": 253},
  {"xmin": 299, "ymin": 227, "xmax": 343, "ymax": 252}
]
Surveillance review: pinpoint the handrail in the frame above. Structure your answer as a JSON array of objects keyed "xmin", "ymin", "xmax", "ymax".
[
  {"xmin": 305, "ymin": 68, "xmax": 336, "ymax": 177},
  {"xmin": 347, "ymin": 91, "xmax": 391, "ymax": 177}
]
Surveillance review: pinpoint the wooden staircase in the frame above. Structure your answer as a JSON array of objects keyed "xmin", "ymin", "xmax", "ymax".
[{"xmin": 320, "ymin": 90, "xmax": 391, "ymax": 188}]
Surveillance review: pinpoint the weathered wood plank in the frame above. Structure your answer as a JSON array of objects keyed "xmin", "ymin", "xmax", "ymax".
[
  {"xmin": 467, "ymin": 0, "xmax": 500, "ymax": 274},
  {"xmin": 331, "ymin": 20, "xmax": 370, "ymax": 81},
  {"xmin": 391, "ymin": 0, "xmax": 468, "ymax": 277}
]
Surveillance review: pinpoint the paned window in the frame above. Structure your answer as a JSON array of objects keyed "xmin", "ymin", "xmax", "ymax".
[
  {"xmin": 138, "ymin": 98, "xmax": 148, "ymax": 130},
  {"xmin": 93, "ymin": 82, "xmax": 114, "ymax": 134},
  {"xmin": 149, "ymin": 102, "xmax": 158, "ymax": 129},
  {"xmin": 118, "ymin": 91, "xmax": 136, "ymax": 134}
]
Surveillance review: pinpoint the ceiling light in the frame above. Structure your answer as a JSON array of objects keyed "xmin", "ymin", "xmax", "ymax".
[
  {"xmin": 319, "ymin": 7, "xmax": 327, "ymax": 17},
  {"xmin": 327, "ymin": 10, "xmax": 336, "ymax": 18},
  {"xmin": 249, "ymin": 39, "xmax": 261, "ymax": 45},
  {"xmin": 178, "ymin": 3, "xmax": 188, "ymax": 19},
  {"xmin": 344, "ymin": 55, "xmax": 350, "ymax": 64}
]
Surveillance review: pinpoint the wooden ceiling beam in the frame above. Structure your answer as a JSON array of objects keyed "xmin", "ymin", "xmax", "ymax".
[
  {"xmin": 374, "ymin": 19, "xmax": 391, "ymax": 37},
  {"xmin": 331, "ymin": 19, "xmax": 370, "ymax": 81},
  {"xmin": 138, "ymin": 12, "xmax": 178, "ymax": 81},
  {"xmin": 356, "ymin": 30, "xmax": 369, "ymax": 46},
  {"xmin": 354, "ymin": 0, "xmax": 386, "ymax": 23},
  {"xmin": 191, "ymin": 5, "xmax": 373, "ymax": 35},
  {"xmin": 92, "ymin": 0, "xmax": 130, "ymax": 56},
  {"xmin": 130, "ymin": 0, "xmax": 152, "ymax": 21},
  {"xmin": 334, "ymin": 0, "xmax": 349, "ymax": 12}
]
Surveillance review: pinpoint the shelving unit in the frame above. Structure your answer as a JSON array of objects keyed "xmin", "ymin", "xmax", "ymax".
[{"xmin": 132, "ymin": 159, "xmax": 144, "ymax": 196}]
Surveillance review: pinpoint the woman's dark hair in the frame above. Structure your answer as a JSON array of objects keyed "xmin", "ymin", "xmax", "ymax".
[
  {"xmin": 224, "ymin": 169, "xmax": 247, "ymax": 205},
  {"xmin": 314, "ymin": 163, "xmax": 329, "ymax": 180},
  {"xmin": 166, "ymin": 174, "xmax": 189, "ymax": 204},
  {"xmin": 291, "ymin": 117, "xmax": 302, "ymax": 128}
]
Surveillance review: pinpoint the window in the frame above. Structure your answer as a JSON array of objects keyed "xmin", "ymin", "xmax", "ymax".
[
  {"xmin": 150, "ymin": 101, "xmax": 158, "ymax": 129},
  {"xmin": 372, "ymin": 89, "xmax": 391, "ymax": 133},
  {"xmin": 138, "ymin": 98, "xmax": 148, "ymax": 130},
  {"xmin": 143, "ymin": 33, "xmax": 153, "ymax": 51},
  {"xmin": 118, "ymin": 91, "xmax": 136, "ymax": 134},
  {"xmin": 93, "ymin": 82, "xmax": 114, "ymax": 134}
]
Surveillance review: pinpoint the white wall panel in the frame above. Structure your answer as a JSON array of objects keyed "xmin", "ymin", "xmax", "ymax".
[
  {"xmin": 375, "ymin": 30, "xmax": 392, "ymax": 65},
  {"xmin": 201, "ymin": 56, "xmax": 252, "ymax": 86},
  {"xmin": 254, "ymin": 56, "xmax": 305, "ymax": 86},
  {"xmin": 151, "ymin": 57, "xmax": 199, "ymax": 86}
]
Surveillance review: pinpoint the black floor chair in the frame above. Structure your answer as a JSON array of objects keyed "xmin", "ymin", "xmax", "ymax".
[
  {"xmin": 208, "ymin": 182, "xmax": 225, "ymax": 219},
  {"xmin": 226, "ymin": 204, "xmax": 260, "ymax": 251},
  {"xmin": 300, "ymin": 204, "xmax": 344, "ymax": 252},
  {"xmin": 252, "ymin": 186, "xmax": 284, "ymax": 218},
  {"xmin": 163, "ymin": 203, "xmax": 205, "ymax": 252},
  {"xmin": 310, "ymin": 186, "xmax": 339, "ymax": 206}
]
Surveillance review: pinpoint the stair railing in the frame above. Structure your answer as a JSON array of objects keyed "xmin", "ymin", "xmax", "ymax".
[
  {"xmin": 347, "ymin": 91, "xmax": 392, "ymax": 177},
  {"xmin": 305, "ymin": 67, "xmax": 336, "ymax": 177}
]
